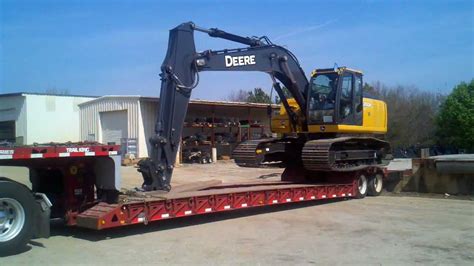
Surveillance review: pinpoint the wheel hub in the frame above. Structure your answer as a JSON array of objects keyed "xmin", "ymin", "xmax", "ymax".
[
  {"xmin": 0, "ymin": 198, "xmax": 26, "ymax": 242},
  {"xmin": 358, "ymin": 175, "xmax": 367, "ymax": 195},
  {"xmin": 375, "ymin": 174, "xmax": 383, "ymax": 192},
  {"xmin": 0, "ymin": 209, "xmax": 6, "ymax": 230}
]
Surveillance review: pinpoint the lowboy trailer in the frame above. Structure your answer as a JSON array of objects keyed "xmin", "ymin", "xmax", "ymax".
[{"xmin": 0, "ymin": 143, "xmax": 384, "ymax": 253}]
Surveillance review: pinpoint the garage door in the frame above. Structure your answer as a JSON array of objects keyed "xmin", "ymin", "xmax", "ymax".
[
  {"xmin": 0, "ymin": 121, "xmax": 15, "ymax": 143},
  {"xmin": 100, "ymin": 110, "xmax": 128, "ymax": 145}
]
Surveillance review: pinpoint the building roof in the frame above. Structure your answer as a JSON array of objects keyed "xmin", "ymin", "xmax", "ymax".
[
  {"xmin": 79, "ymin": 95, "xmax": 280, "ymax": 109},
  {"xmin": 0, "ymin": 92, "xmax": 98, "ymax": 99},
  {"xmin": 77, "ymin": 95, "xmax": 141, "ymax": 105},
  {"xmin": 2, "ymin": 92, "xmax": 280, "ymax": 108}
]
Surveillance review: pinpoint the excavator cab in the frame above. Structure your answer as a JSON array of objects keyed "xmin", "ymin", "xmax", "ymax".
[
  {"xmin": 304, "ymin": 67, "xmax": 388, "ymax": 135},
  {"xmin": 272, "ymin": 67, "xmax": 376, "ymax": 135},
  {"xmin": 308, "ymin": 67, "xmax": 363, "ymax": 127}
]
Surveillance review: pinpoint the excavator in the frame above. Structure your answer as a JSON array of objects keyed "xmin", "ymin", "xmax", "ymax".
[{"xmin": 138, "ymin": 22, "xmax": 391, "ymax": 194}]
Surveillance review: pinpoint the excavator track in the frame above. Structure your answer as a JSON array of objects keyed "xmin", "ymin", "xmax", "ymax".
[
  {"xmin": 232, "ymin": 139, "xmax": 273, "ymax": 167},
  {"xmin": 302, "ymin": 137, "xmax": 390, "ymax": 172},
  {"xmin": 301, "ymin": 140, "xmax": 333, "ymax": 171}
]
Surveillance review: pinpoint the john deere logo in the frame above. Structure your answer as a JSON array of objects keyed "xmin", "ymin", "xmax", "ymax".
[{"xmin": 225, "ymin": 55, "xmax": 256, "ymax": 67}]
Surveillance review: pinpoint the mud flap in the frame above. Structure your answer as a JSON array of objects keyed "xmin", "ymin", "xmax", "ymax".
[{"xmin": 33, "ymin": 193, "xmax": 52, "ymax": 239}]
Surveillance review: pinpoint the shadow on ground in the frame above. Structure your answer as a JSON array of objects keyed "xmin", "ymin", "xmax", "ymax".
[
  {"xmin": 257, "ymin": 173, "xmax": 281, "ymax": 179},
  {"xmin": 0, "ymin": 245, "xmax": 32, "ymax": 257},
  {"xmin": 0, "ymin": 237, "xmax": 48, "ymax": 257}
]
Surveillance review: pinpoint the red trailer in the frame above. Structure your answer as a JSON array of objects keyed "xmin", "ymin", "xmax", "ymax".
[{"xmin": 0, "ymin": 143, "xmax": 384, "ymax": 253}]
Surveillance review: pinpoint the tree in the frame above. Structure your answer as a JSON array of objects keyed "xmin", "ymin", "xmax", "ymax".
[
  {"xmin": 364, "ymin": 81, "xmax": 445, "ymax": 149},
  {"xmin": 227, "ymin": 89, "xmax": 249, "ymax": 102},
  {"xmin": 247, "ymin": 88, "xmax": 272, "ymax": 104},
  {"xmin": 247, "ymin": 88, "xmax": 272, "ymax": 103},
  {"xmin": 45, "ymin": 87, "xmax": 70, "ymax": 95},
  {"xmin": 226, "ymin": 88, "xmax": 272, "ymax": 104},
  {"xmin": 363, "ymin": 82, "xmax": 379, "ymax": 96},
  {"xmin": 436, "ymin": 80, "xmax": 474, "ymax": 151},
  {"xmin": 273, "ymin": 86, "xmax": 292, "ymax": 104}
]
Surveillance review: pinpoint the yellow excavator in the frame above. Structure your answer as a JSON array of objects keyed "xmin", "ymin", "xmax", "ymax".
[
  {"xmin": 234, "ymin": 66, "xmax": 390, "ymax": 170},
  {"xmin": 138, "ymin": 22, "xmax": 391, "ymax": 195}
]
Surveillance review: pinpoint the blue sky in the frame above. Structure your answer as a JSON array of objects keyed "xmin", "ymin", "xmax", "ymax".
[{"xmin": 1, "ymin": 0, "xmax": 473, "ymax": 99}]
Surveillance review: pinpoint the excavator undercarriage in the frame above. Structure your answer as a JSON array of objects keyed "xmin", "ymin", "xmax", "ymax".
[{"xmin": 233, "ymin": 137, "xmax": 391, "ymax": 172}]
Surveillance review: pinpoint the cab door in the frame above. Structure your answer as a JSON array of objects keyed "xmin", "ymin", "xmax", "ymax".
[
  {"xmin": 336, "ymin": 71, "xmax": 363, "ymax": 125},
  {"xmin": 353, "ymin": 73, "xmax": 363, "ymax": 125}
]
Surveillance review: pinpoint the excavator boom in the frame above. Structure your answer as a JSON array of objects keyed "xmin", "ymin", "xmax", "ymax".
[{"xmin": 138, "ymin": 22, "xmax": 310, "ymax": 191}]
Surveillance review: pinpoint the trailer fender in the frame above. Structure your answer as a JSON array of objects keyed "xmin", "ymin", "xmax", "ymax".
[{"xmin": 33, "ymin": 193, "xmax": 52, "ymax": 239}]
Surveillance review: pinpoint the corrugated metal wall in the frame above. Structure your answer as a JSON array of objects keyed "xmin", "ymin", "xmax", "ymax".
[{"xmin": 80, "ymin": 97, "xmax": 141, "ymax": 144}]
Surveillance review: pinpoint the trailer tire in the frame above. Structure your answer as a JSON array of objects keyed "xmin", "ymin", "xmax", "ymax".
[
  {"xmin": 0, "ymin": 179, "xmax": 35, "ymax": 254},
  {"xmin": 355, "ymin": 173, "xmax": 368, "ymax": 199},
  {"xmin": 367, "ymin": 173, "xmax": 383, "ymax": 196}
]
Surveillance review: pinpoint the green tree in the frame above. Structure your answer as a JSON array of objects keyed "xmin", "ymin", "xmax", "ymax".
[
  {"xmin": 273, "ymin": 86, "xmax": 292, "ymax": 104},
  {"xmin": 436, "ymin": 80, "xmax": 474, "ymax": 151},
  {"xmin": 247, "ymin": 88, "xmax": 272, "ymax": 104}
]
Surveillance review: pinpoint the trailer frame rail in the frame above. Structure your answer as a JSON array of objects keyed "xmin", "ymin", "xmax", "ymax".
[{"xmin": 77, "ymin": 182, "xmax": 356, "ymax": 230}]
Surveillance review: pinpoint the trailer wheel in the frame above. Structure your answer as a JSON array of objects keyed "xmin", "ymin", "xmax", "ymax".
[
  {"xmin": 367, "ymin": 173, "xmax": 383, "ymax": 196},
  {"xmin": 355, "ymin": 173, "xmax": 368, "ymax": 199},
  {"xmin": 0, "ymin": 180, "xmax": 35, "ymax": 254}
]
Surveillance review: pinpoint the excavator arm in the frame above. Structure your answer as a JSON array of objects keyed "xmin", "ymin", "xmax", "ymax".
[{"xmin": 138, "ymin": 22, "xmax": 309, "ymax": 191}]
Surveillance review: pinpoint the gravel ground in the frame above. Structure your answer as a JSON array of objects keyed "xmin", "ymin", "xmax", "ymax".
[{"xmin": 1, "ymin": 161, "xmax": 473, "ymax": 265}]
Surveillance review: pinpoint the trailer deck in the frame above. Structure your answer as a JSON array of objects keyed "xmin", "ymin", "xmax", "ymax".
[{"xmin": 77, "ymin": 180, "xmax": 356, "ymax": 230}]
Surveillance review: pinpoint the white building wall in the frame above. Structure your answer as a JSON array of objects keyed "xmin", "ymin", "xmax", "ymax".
[
  {"xmin": 25, "ymin": 95, "xmax": 94, "ymax": 144},
  {"xmin": 0, "ymin": 95, "xmax": 27, "ymax": 144},
  {"xmin": 139, "ymin": 99, "xmax": 159, "ymax": 158}
]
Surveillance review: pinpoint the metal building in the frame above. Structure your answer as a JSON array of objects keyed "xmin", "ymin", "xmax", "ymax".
[
  {"xmin": 0, "ymin": 92, "xmax": 96, "ymax": 144},
  {"xmin": 79, "ymin": 96, "xmax": 275, "ymax": 158}
]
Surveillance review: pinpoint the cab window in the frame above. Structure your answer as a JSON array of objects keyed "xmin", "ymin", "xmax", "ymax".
[
  {"xmin": 354, "ymin": 75, "xmax": 363, "ymax": 112},
  {"xmin": 339, "ymin": 74, "xmax": 353, "ymax": 119},
  {"xmin": 308, "ymin": 73, "xmax": 338, "ymax": 123}
]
